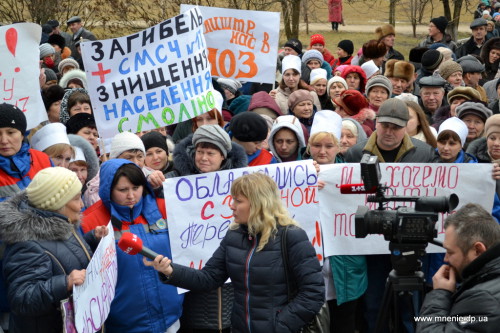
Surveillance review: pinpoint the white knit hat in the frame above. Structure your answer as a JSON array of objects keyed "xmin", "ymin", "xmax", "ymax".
[
  {"xmin": 438, "ymin": 117, "xmax": 468, "ymax": 147},
  {"xmin": 30, "ymin": 123, "xmax": 70, "ymax": 152},
  {"xmin": 327, "ymin": 76, "xmax": 348, "ymax": 96},
  {"xmin": 27, "ymin": 167, "xmax": 82, "ymax": 211},
  {"xmin": 217, "ymin": 78, "xmax": 242, "ymax": 95},
  {"xmin": 109, "ymin": 132, "xmax": 145, "ymax": 159},
  {"xmin": 282, "ymin": 55, "xmax": 302, "ymax": 74},
  {"xmin": 310, "ymin": 68, "xmax": 328, "ymax": 85},
  {"xmin": 310, "ymin": 110, "xmax": 342, "ymax": 139},
  {"xmin": 361, "ymin": 60, "xmax": 380, "ymax": 79}
]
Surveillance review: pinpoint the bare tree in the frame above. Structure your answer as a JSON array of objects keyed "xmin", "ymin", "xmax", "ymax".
[
  {"xmin": 280, "ymin": 0, "xmax": 301, "ymax": 40},
  {"xmin": 398, "ymin": 0, "xmax": 430, "ymax": 37}
]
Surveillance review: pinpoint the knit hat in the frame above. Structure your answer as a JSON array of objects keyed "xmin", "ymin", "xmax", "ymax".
[
  {"xmin": 361, "ymin": 60, "xmax": 380, "ymax": 79},
  {"xmin": 365, "ymin": 75, "xmax": 393, "ymax": 96},
  {"xmin": 327, "ymin": 76, "xmax": 348, "ymax": 96},
  {"xmin": 229, "ymin": 112, "xmax": 268, "ymax": 142},
  {"xmin": 0, "ymin": 103, "xmax": 27, "ymax": 134},
  {"xmin": 39, "ymin": 43, "xmax": 55, "ymax": 59},
  {"xmin": 310, "ymin": 68, "xmax": 328, "ymax": 85},
  {"xmin": 26, "ymin": 167, "xmax": 82, "ymax": 211},
  {"xmin": 310, "ymin": 110, "xmax": 342, "ymax": 139},
  {"xmin": 456, "ymin": 101, "xmax": 493, "ymax": 123},
  {"xmin": 109, "ymin": 131, "xmax": 146, "ymax": 159},
  {"xmin": 470, "ymin": 18, "xmax": 488, "ymax": 29},
  {"xmin": 485, "ymin": 114, "xmax": 500, "ymax": 138},
  {"xmin": 302, "ymin": 49, "xmax": 324, "ymax": 64},
  {"xmin": 192, "ymin": 124, "xmax": 231, "ymax": 158},
  {"xmin": 284, "ymin": 38, "xmax": 303, "ymax": 55},
  {"xmin": 48, "ymin": 34, "xmax": 66, "ymax": 49},
  {"xmin": 362, "ymin": 40, "xmax": 387, "ymax": 60},
  {"xmin": 141, "ymin": 131, "xmax": 169, "ymax": 154},
  {"xmin": 338, "ymin": 40, "xmax": 354, "ymax": 55},
  {"xmin": 44, "ymin": 68, "xmax": 57, "ymax": 83},
  {"xmin": 421, "ymin": 49, "xmax": 444, "ymax": 71},
  {"xmin": 438, "ymin": 117, "xmax": 468, "ymax": 147},
  {"xmin": 228, "ymin": 95, "xmax": 252, "ymax": 115},
  {"xmin": 340, "ymin": 65, "xmax": 367, "ymax": 93},
  {"xmin": 42, "ymin": 85, "xmax": 65, "ymax": 110},
  {"xmin": 310, "ymin": 34, "xmax": 325, "ymax": 46},
  {"xmin": 30, "ymin": 123, "xmax": 70, "ymax": 152},
  {"xmin": 334, "ymin": 90, "xmax": 369, "ymax": 116},
  {"xmin": 58, "ymin": 58, "xmax": 80, "ymax": 73},
  {"xmin": 436, "ymin": 47, "xmax": 454, "ymax": 62},
  {"xmin": 248, "ymin": 91, "xmax": 283, "ymax": 119},
  {"xmin": 446, "ymin": 86, "xmax": 481, "ymax": 104},
  {"xmin": 375, "ymin": 24, "xmax": 396, "ymax": 40},
  {"xmin": 395, "ymin": 93, "xmax": 419, "ymax": 103},
  {"xmin": 212, "ymin": 89, "xmax": 224, "ymax": 113},
  {"xmin": 217, "ymin": 78, "xmax": 242, "ymax": 95},
  {"xmin": 430, "ymin": 16, "xmax": 448, "ymax": 34},
  {"xmin": 438, "ymin": 61, "xmax": 462, "ymax": 80},
  {"xmin": 335, "ymin": 65, "xmax": 348, "ymax": 75},
  {"xmin": 282, "ymin": 55, "xmax": 302, "ymax": 74},
  {"xmin": 377, "ymin": 98, "xmax": 409, "ymax": 127},
  {"xmin": 288, "ymin": 90, "xmax": 314, "ymax": 112},
  {"xmin": 66, "ymin": 113, "xmax": 96, "ymax": 134}
]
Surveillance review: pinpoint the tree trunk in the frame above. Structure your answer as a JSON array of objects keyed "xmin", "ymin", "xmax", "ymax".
[
  {"xmin": 291, "ymin": 0, "xmax": 301, "ymax": 39},
  {"xmin": 389, "ymin": 0, "xmax": 396, "ymax": 26}
]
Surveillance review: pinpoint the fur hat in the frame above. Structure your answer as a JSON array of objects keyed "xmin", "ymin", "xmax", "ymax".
[
  {"xmin": 192, "ymin": 124, "xmax": 231, "ymax": 158},
  {"xmin": 0, "ymin": 103, "xmax": 27, "ymax": 134},
  {"xmin": 30, "ymin": 123, "xmax": 70, "ymax": 152},
  {"xmin": 109, "ymin": 132, "xmax": 145, "ymax": 159},
  {"xmin": 66, "ymin": 113, "xmax": 96, "ymax": 134},
  {"xmin": 310, "ymin": 34, "xmax": 325, "ymax": 46},
  {"xmin": 42, "ymin": 85, "xmax": 65, "ymax": 110},
  {"xmin": 217, "ymin": 78, "xmax": 242, "ymax": 95},
  {"xmin": 386, "ymin": 60, "xmax": 415, "ymax": 82},
  {"xmin": 58, "ymin": 58, "xmax": 80, "ymax": 73},
  {"xmin": 361, "ymin": 60, "xmax": 380, "ymax": 79},
  {"xmin": 334, "ymin": 90, "xmax": 369, "ymax": 116},
  {"xmin": 282, "ymin": 55, "xmax": 302, "ymax": 74},
  {"xmin": 485, "ymin": 114, "xmax": 500, "ymax": 138},
  {"xmin": 302, "ymin": 49, "xmax": 324, "ymax": 64},
  {"xmin": 377, "ymin": 98, "xmax": 409, "ymax": 127},
  {"xmin": 375, "ymin": 24, "xmax": 396, "ymax": 40},
  {"xmin": 456, "ymin": 101, "xmax": 493, "ymax": 123},
  {"xmin": 438, "ymin": 117, "xmax": 468, "ymax": 147},
  {"xmin": 284, "ymin": 38, "xmax": 303, "ymax": 55},
  {"xmin": 409, "ymin": 47, "xmax": 429, "ymax": 64},
  {"xmin": 430, "ymin": 16, "xmax": 448, "ymax": 34},
  {"xmin": 438, "ymin": 61, "xmax": 462, "ymax": 80},
  {"xmin": 327, "ymin": 76, "xmax": 348, "ymax": 96},
  {"xmin": 39, "ymin": 43, "xmax": 55, "ymax": 59},
  {"xmin": 59, "ymin": 69, "xmax": 88, "ymax": 89},
  {"xmin": 365, "ymin": 75, "xmax": 393, "ymax": 96},
  {"xmin": 26, "ymin": 167, "xmax": 82, "ymax": 211},
  {"xmin": 288, "ymin": 90, "xmax": 314, "ymax": 112},
  {"xmin": 362, "ymin": 40, "xmax": 387, "ymax": 59},
  {"xmin": 48, "ymin": 34, "xmax": 66, "ymax": 49},
  {"xmin": 229, "ymin": 112, "xmax": 268, "ymax": 142},
  {"xmin": 141, "ymin": 131, "xmax": 168, "ymax": 154},
  {"xmin": 338, "ymin": 40, "xmax": 354, "ymax": 55},
  {"xmin": 421, "ymin": 49, "xmax": 444, "ymax": 71},
  {"xmin": 447, "ymin": 86, "xmax": 481, "ymax": 104}
]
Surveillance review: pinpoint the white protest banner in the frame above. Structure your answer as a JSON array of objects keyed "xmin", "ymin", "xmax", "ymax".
[
  {"xmin": 181, "ymin": 4, "xmax": 280, "ymax": 84},
  {"xmin": 81, "ymin": 7, "xmax": 213, "ymax": 140},
  {"xmin": 318, "ymin": 163, "xmax": 496, "ymax": 256},
  {"xmin": 164, "ymin": 160, "xmax": 322, "ymax": 275},
  {"xmin": 0, "ymin": 23, "xmax": 48, "ymax": 129},
  {"xmin": 74, "ymin": 221, "xmax": 118, "ymax": 333}
]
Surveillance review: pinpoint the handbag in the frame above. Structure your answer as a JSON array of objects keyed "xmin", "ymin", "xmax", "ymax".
[{"xmin": 281, "ymin": 226, "xmax": 330, "ymax": 333}]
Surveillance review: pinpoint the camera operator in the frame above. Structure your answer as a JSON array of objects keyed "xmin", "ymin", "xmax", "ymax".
[
  {"xmin": 417, "ymin": 203, "xmax": 500, "ymax": 332},
  {"xmin": 344, "ymin": 98, "xmax": 435, "ymax": 332}
]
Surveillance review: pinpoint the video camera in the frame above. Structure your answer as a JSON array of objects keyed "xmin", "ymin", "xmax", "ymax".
[{"xmin": 350, "ymin": 154, "xmax": 458, "ymax": 275}]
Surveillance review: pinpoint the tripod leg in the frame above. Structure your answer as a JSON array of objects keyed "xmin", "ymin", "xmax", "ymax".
[{"xmin": 374, "ymin": 279, "xmax": 392, "ymax": 333}]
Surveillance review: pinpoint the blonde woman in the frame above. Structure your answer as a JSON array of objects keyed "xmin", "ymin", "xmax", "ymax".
[{"xmin": 144, "ymin": 172, "xmax": 324, "ymax": 333}]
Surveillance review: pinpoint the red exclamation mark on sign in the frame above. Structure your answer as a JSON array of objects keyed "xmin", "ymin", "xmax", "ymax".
[
  {"xmin": 6, "ymin": 28, "xmax": 20, "ymax": 73},
  {"xmin": 311, "ymin": 221, "xmax": 323, "ymax": 261}
]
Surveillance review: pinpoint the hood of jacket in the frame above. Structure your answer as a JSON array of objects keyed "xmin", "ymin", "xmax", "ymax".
[
  {"xmin": 248, "ymin": 91, "xmax": 283, "ymax": 117},
  {"xmin": 171, "ymin": 134, "xmax": 248, "ymax": 176},
  {"xmin": 268, "ymin": 116, "xmax": 306, "ymax": 162},
  {"xmin": 342, "ymin": 118, "xmax": 368, "ymax": 142},
  {"xmin": 0, "ymin": 191, "xmax": 73, "ymax": 244},
  {"xmin": 480, "ymin": 37, "xmax": 500, "ymax": 65},
  {"xmin": 68, "ymin": 134, "xmax": 99, "ymax": 185},
  {"xmin": 466, "ymin": 137, "xmax": 490, "ymax": 162}
]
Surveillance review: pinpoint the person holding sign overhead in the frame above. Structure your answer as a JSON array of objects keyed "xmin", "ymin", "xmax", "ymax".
[{"xmin": 144, "ymin": 172, "xmax": 325, "ymax": 333}]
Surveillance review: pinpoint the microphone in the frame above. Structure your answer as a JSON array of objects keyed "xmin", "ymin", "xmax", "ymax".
[
  {"xmin": 339, "ymin": 183, "xmax": 378, "ymax": 194},
  {"xmin": 117, "ymin": 232, "xmax": 160, "ymax": 260}
]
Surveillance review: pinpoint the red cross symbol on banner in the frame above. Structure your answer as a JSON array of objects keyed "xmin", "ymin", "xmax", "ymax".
[{"xmin": 91, "ymin": 63, "xmax": 111, "ymax": 84}]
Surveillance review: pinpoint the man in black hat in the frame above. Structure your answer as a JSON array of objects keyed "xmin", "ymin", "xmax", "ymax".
[
  {"xmin": 66, "ymin": 16, "xmax": 96, "ymax": 61},
  {"xmin": 455, "ymin": 18, "xmax": 489, "ymax": 58},
  {"xmin": 47, "ymin": 19, "xmax": 72, "ymax": 49},
  {"xmin": 418, "ymin": 16, "xmax": 457, "ymax": 51}
]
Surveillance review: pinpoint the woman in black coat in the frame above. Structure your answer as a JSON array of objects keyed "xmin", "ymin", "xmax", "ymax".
[{"xmin": 145, "ymin": 172, "xmax": 325, "ymax": 333}]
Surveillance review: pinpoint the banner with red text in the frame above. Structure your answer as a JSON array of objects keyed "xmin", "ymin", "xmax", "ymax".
[
  {"xmin": 81, "ymin": 7, "xmax": 213, "ymax": 139},
  {"xmin": 0, "ymin": 23, "xmax": 48, "ymax": 129},
  {"xmin": 164, "ymin": 160, "xmax": 322, "ymax": 279},
  {"xmin": 319, "ymin": 163, "xmax": 496, "ymax": 256},
  {"xmin": 181, "ymin": 5, "xmax": 280, "ymax": 84},
  {"xmin": 74, "ymin": 222, "xmax": 117, "ymax": 333}
]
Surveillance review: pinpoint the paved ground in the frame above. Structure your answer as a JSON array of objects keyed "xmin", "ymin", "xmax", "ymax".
[{"xmin": 296, "ymin": 22, "xmax": 471, "ymax": 34}]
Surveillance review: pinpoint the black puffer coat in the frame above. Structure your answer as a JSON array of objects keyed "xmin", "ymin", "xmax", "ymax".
[
  {"xmin": 0, "ymin": 192, "xmax": 96, "ymax": 333},
  {"xmin": 162, "ymin": 225, "xmax": 325, "ymax": 333}
]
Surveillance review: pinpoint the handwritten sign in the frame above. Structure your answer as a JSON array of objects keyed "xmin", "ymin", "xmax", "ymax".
[
  {"xmin": 180, "ymin": 5, "xmax": 280, "ymax": 84},
  {"xmin": 74, "ymin": 222, "xmax": 118, "ymax": 333},
  {"xmin": 81, "ymin": 7, "xmax": 213, "ymax": 140},
  {"xmin": 164, "ymin": 160, "xmax": 322, "ymax": 275},
  {"xmin": 0, "ymin": 23, "xmax": 48, "ymax": 129},
  {"xmin": 318, "ymin": 163, "xmax": 496, "ymax": 256}
]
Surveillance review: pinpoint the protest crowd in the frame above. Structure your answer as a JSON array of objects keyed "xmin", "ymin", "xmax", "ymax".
[{"xmin": 2, "ymin": 2, "xmax": 500, "ymax": 333}]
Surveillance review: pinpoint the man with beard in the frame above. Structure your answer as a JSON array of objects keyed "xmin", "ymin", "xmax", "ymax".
[{"xmin": 417, "ymin": 203, "xmax": 500, "ymax": 332}]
